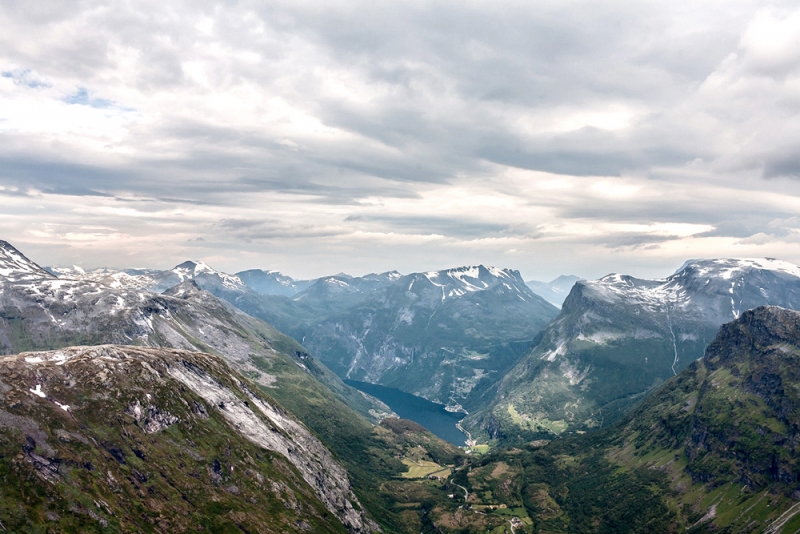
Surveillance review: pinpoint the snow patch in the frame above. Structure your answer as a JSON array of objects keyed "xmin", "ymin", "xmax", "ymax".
[{"xmin": 541, "ymin": 339, "xmax": 567, "ymax": 362}]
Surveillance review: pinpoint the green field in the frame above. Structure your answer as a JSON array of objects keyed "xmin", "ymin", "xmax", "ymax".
[{"xmin": 400, "ymin": 459, "xmax": 451, "ymax": 479}]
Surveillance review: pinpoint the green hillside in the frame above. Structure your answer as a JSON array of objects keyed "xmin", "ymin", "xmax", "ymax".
[{"xmin": 419, "ymin": 307, "xmax": 800, "ymax": 532}]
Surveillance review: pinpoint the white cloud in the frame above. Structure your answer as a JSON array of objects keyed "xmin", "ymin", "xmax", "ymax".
[{"xmin": 0, "ymin": 0, "xmax": 799, "ymax": 281}]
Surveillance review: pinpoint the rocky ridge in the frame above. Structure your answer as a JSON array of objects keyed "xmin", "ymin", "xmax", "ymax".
[
  {"xmin": 0, "ymin": 344, "xmax": 377, "ymax": 532},
  {"xmin": 44, "ymin": 258, "xmax": 559, "ymax": 408},
  {"xmin": 468, "ymin": 258, "xmax": 800, "ymax": 441}
]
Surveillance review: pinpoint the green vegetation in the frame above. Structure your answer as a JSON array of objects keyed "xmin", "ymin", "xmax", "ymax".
[
  {"xmin": 464, "ymin": 277, "xmax": 721, "ymax": 442},
  {"xmin": 0, "ymin": 348, "xmax": 350, "ymax": 533},
  {"xmin": 399, "ymin": 459, "xmax": 450, "ymax": 479},
  {"xmin": 384, "ymin": 307, "xmax": 800, "ymax": 532}
]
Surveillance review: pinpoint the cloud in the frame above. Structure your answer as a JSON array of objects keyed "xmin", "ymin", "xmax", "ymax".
[{"xmin": 1, "ymin": 0, "xmax": 800, "ymax": 280}]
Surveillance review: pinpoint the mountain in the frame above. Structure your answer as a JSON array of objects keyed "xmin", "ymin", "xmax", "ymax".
[
  {"xmin": 0, "ymin": 241, "xmax": 401, "ymax": 441},
  {"xmin": 0, "ymin": 240, "xmax": 54, "ymax": 282},
  {"xmin": 64, "ymin": 260, "xmax": 559, "ymax": 409},
  {"xmin": 605, "ymin": 305, "xmax": 800, "ymax": 530},
  {"xmin": 3, "ymin": 253, "xmax": 381, "ymax": 419},
  {"xmin": 468, "ymin": 258, "xmax": 800, "ymax": 442},
  {"xmin": 2, "ymin": 240, "xmax": 480, "ymax": 532},
  {"xmin": 236, "ymin": 269, "xmax": 314, "ymax": 296},
  {"xmin": 525, "ymin": 274, "xmax": 581, "ymax": 308},
  {"xmin": 0, "ymin": 344, "xmax": 375, "ymax": 532},
  {"xmin": 285, "ymin": 266, "xmax": 559, "ymax": 407},
  {"xmin": 400, "ymin": 306, "xmax": 800, "ymax": 532}
]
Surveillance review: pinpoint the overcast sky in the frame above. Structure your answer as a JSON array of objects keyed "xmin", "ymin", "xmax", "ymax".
[{"xmin": 2, "ymin": 0, "xmax": 800, "ymax": 281}]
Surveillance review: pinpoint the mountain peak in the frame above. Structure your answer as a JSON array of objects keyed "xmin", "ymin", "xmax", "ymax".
[
  {"xmin": 0, "ymin": 240, "xmax": 55, "ymax": 282},
  {"xmin": 705, "ymin": 305, "xmax": 800, "ymax": 367},
  {"xmin": 677, "ymin": 257, "xmax": 800, "ymax": 279},
  {"xmin": 425, "ymin": 265, "xmax": 517, "ymax": 284},
  {"xmin": 173, "ymin": 260, "xmax": 213, "ymax": 274}
]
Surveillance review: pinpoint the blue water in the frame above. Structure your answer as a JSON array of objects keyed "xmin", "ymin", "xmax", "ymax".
[{"xmin": 345, "ymin": 380, "xmax": 467, "ymax": 446}]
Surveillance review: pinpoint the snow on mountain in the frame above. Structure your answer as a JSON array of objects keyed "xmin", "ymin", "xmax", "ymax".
[
  {"xmin": 236, "ymin": 269, "xmax": 313, "ymax": 296},
  {"xmin": 582, "ymin": 258, "xmax": 800, "ymax": 323},
  {"xmin": 170, "ymin": 260, "xmax": 247, "ymax": 292},
  {"xmin": 0, "ymin": 241, "xmax": 54, "ymax": 282},
  {"xmin": 42, "ymin": 260, "xmax": 249, "ymax": 295},
  {"xmin": 415, "ymin": 265, "xmax": 534, "ymax": 302},
  {"xmin": 467, "ymin": 257, "xmax": 800, "ymax": 441},
  {"xmin": 45, "ymin": 264, "xmax": 86, "ymax": 277},
  {"xmin": 44, "ymin": 265, "xmax": 165, "ymax": 292}
]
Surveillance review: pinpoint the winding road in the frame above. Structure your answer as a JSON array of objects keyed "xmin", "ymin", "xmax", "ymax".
[{"xmin": 449, "ymin": 478, "xmax": 469, "ymax": 503}]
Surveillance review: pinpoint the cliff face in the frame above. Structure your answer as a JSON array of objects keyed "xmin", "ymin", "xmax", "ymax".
[
  {"xmin": 415, "ymin": 307, "xmax": 800, "ymax": 533},
  {"xmin": 630, "ymin": 306, "xmax": 800, "ymax": 492},
  {"xmin": 469, "ymin": 259, "xmax": 800, "ymax": 442},
  {"xmin": 0, "ymin": 345, "xmax": 377, "ymax": 533}
]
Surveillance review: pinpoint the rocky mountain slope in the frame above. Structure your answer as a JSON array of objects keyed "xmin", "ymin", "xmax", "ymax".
[
  {"xmin": 467, "ymin": 258, "xmax": 800, "ymax": 441},
  {"xmin": 0, "ymin": 344, "xmax": 375, "ymax": 532},
  {"xmin": 0, "ymin": 241, "xmax": 53, "ymax": 282},
  {"xmin": 2, "ymin": 240, "xmax": 485, "ymax": 532},
  {"xmin": 47, "ymin": 259, "xmax": 558, "ymax": 408},
  {"xmin": 280, "ymin": 266, "xmax": 559, "ymax": 407},
  {"xmin": 2, "ymin": 242, "xmax": 388, "ymax": 425},
  {"xmin": 525, "ymin": 274, "xmax": 581, "ymax": 308},
  {"xmin": 413, "ymin": 306, "xmax": 800, "ymax": 532}
]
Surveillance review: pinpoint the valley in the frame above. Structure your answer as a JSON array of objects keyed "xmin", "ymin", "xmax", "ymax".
[
  {"xmin": 3, "ymin": 239, "xmax": 800, "ymax": 532},
  {"xmin": 345, "ymin": 379, "xmax": 468, "ymax": 446},
  {"xmin": 465, "ymin": 259, "xmax": 800, "ymax": 443}
]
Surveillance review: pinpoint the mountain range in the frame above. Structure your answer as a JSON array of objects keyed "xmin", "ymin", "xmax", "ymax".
[
  {"xmin": 417, "ymin": 306, "xmax": 800, "ymax": 532},
  {"xmin": 47, "ymin": 259, "xmax": 560, "ymax": 409},
  {"xmin": 8, "ymin": 238, "xmax": 800, "ymax": 531},
  {"xmin": 0, "ymin": 240, "xmax": 473, "ymax": 531},
  {"xmin": 465, "ymin": 258, "xmax": 800, "ymax": 443}
]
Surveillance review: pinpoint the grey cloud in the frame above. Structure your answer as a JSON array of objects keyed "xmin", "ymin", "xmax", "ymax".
[
  {"xmin": 343, "ymin": 214, "xmax": 525, "ymax": 239},
  {"xmin": 215, "ymin": 218, "xmax": 346, "ymax": 241},
  {"xmin": 763, "ymin": 153, "xmax": 800, "ymax": 179},
  {"xmin": 2, "ymin": 0, "xmax": 800, "ymax": 276}
]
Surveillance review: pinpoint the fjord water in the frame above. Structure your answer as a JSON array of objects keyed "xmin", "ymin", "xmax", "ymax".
[{"xmin": 345, "ymin": 380, "xmax": 467, "ymax": 445}]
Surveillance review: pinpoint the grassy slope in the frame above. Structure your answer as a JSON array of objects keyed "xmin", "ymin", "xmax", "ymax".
[
  {"xmin": 417, "ymin": 307, "xmax": 800, "ymax": 533},
  {"xmin": 0, "ymin": 281, "xmax": 475, "ymax": 532},
  {"xmin": 0, "ymin": 347, "xmax": 349, "ymax": 533}
]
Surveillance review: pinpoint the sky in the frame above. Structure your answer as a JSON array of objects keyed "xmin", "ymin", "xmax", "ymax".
[{"xmin": 2, "ymin": 0, "xmax": 800, "ymax": 281}]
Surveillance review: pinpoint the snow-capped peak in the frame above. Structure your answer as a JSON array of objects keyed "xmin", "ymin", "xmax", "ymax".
[
  {"xmin": 172, "ymin": 260, "xmax": 215, "ymax": 280},
  {"xmin": 416, "ymin": 265, "xmax": 531, "ymax": 301},
  {"xmin": 0, "ymin": 241, "xmax": 55, "ymax": 282},
  {"xmin": 679, "ymin": 258, "xmax": 800, "ymax": 280},
  {"xmin": 47, "ymin": 265, "xmax": 87, "ymax": 277},
  {"xmin": 171, "ymin": 260, "xmax": 247, "ymax": 292},
  {"xmin": 582, "ymin": 257, "xmax": 800, "ymax": 321}
]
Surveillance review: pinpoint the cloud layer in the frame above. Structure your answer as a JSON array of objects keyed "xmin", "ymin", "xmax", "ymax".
[{"xmin": 1, "ymin": 0, "xmax": 800, "ymax": 280}]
